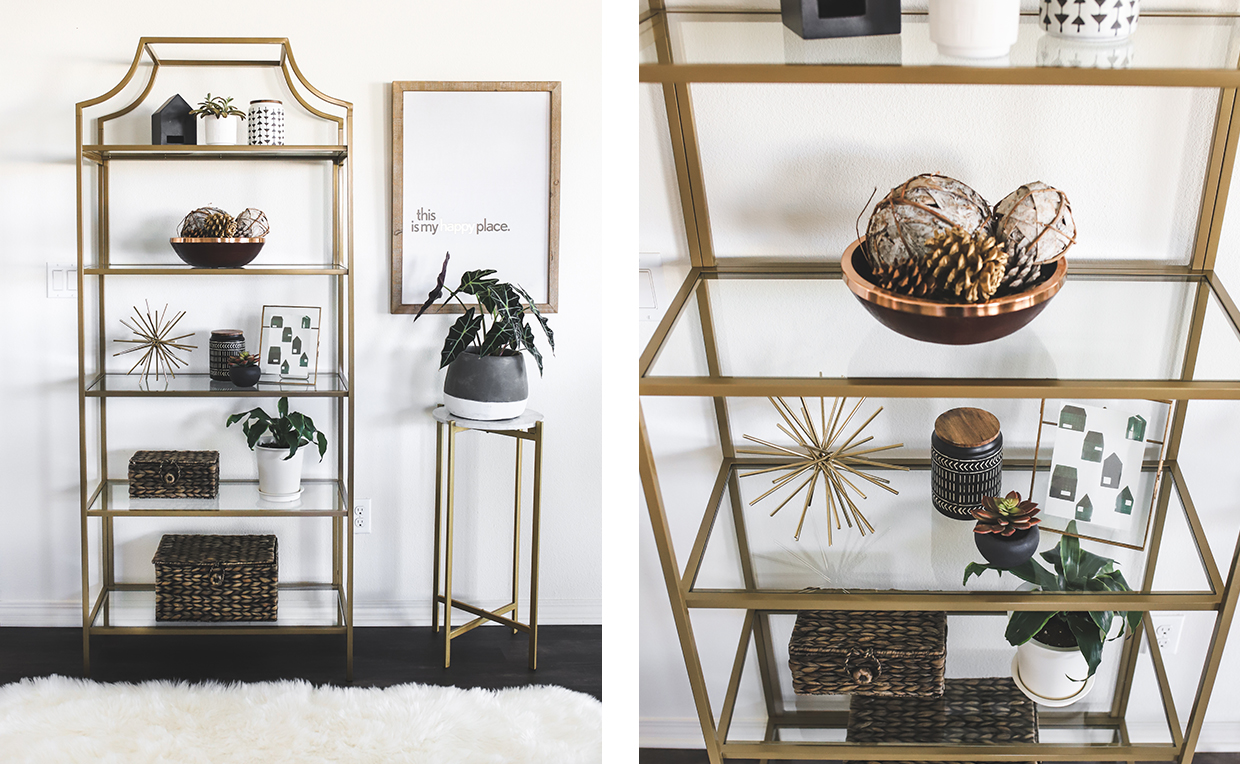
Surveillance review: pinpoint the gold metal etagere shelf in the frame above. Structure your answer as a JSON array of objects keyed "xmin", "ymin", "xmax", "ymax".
[
  {"xmin": 75, "ymin": 38, "xmax": 356, "ymax": 679},
  {"xmin": 640, "ymin": 8, "xmax": 1240, "ymax": 764}
]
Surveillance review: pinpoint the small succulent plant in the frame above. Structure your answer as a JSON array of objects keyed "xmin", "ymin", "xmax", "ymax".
[
  {"xmin": 228, "ymin": 351, "xmax": 259, "ymax": 367},
  {"xmin": 190, "ymin": 93, "xmax": 245, "ymax": 119},
  {"xmin": 972, "ymin": 490, "xmax": 1041, "ymax": 536}
]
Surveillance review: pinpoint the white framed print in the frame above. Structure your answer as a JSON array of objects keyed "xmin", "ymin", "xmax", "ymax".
[{"xmin": 258, "ymin": 305, "xmax": 321, "ymax": 385}]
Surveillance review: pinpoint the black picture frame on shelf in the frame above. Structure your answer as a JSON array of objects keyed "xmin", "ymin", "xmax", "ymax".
[{"xmin": 780, "ymin": 0, "xmax": 901, "ymax": 40}]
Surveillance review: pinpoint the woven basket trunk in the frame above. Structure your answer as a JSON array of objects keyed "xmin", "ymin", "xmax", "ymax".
[
  {"xmin": 789, "ymin": 610, "xmax": 946, "ymax": 697},
  {"xmin": 129, "ymin": 450, "xmax": 219, "ymax": 499},
  {"xmin": 153, "ymin": 534, "xmax": 278, "ymax": 621},
  {"xmin": 847, "ymin": 676, "xmax": 1038, "ymax": 764}
]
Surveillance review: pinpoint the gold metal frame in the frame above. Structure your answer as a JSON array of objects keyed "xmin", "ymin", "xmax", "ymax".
[
  {"xmin": 389, "ymin": 80, "xmax": 561, "ymax": 315},
  {"xmin": 432, "ymin": 415, "xmax": 544, "ymax": 669},
  {"xmin": 76, "ymin": 38, "xmax": 355, "ymax": 679},
  {"xmin": 639, "ymin": 9, "xmax": 1240, "ymax": 764},
  {"xmin": 257, "ymin": 304, "xmax": 323, "ymax": 386}
]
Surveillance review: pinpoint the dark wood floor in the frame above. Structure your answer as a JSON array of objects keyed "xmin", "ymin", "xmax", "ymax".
[
  {"xmin": 0, "ymin": 626, "xmax": 601, "ymax": 700},
  {"xmin": 640, "ymin": 750, "xmax": 1240, "ymax": 763}
]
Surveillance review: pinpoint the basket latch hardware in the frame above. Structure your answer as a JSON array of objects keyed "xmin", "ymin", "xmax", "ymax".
[
  {"xmin": 845, "ymin": 649, "xmax": 882, "ymax": 685},
  {"xmin": 209, "ymin": 564, "xmax": 224, "ymax": 587},
  {"xmin": 159, "ymin": 461, "xmax": 182, "ymax": 486}
]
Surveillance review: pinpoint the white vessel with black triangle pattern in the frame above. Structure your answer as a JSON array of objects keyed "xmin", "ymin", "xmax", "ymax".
[
  {"xmin": 247, "ymin": 100, "xmax": 285, "ymax": 146},
  {"xmin": 1041, "ymin": 0, "xmax": 1138, "ymax": 40}
]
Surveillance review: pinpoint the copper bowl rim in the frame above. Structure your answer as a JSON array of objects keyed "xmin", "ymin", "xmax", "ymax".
[
  {"xmin": 170, "ymin": 237, "xmax": 265, "ymax": 244},
  {"xmin": 841, "ymin": 237, "xmax": 1067, "ymax": 318}
]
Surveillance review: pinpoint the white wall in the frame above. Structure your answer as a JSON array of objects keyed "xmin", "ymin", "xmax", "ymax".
[
  {"xmin": 0, "ymin": 1, "xmax": 602, "ymax": 626},
  {"xmin": 640, "ymin": 0, "xmax": 1240, "ymax": 749}
]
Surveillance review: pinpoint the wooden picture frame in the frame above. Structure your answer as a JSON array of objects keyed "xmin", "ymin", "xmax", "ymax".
[{"xmin": 390, "ymin": 81, "xmax": 561, "ymax": 315}]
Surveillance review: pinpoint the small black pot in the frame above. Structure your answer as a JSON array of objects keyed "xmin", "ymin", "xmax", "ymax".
[
  {"xmin": 229, "ymin": 364, "xmax": 261, "ymax": 388},
  {"xmin": 974, "ymin": 525, "xmax": 1040, "ymax": 569}
]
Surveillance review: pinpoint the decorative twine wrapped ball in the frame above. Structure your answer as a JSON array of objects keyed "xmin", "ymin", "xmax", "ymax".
[
  {"xmin": 993, "ymin": 181, "xmax": 1075, "ymax": 289},
  {"xmin": 865, "ymin": 174, "xmax": 992, "ymax": 268},
  {"xmin": 234, "ymin": 208, "xmax": 270, "ymax": 238}
]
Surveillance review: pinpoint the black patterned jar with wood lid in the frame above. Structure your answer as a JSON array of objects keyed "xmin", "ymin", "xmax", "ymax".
[
  {"xmin": 930, "ymin": 407, "xmax": 1003, "ymax": 520},
  {"xmin": 209, "ymin": 329, "xmax": 245, "ymax": 381}
]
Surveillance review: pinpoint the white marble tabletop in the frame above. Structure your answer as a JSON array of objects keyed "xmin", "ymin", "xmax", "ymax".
[{"xmin": 432, "ymin": 406, "xmax": 544, "ymax": 431}]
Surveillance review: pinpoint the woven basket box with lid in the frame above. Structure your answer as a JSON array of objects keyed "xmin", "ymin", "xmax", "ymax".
[
  {"xmin": 152, "ymin": 534, "xmax": 278, "ymax": 621},
  {"xmin": 128, "ymin": 450, "xmax": 219, "ymax": 499},
  {"xmin": 789, "ymin": 610, "xmax": 946, "ymax": 697}
]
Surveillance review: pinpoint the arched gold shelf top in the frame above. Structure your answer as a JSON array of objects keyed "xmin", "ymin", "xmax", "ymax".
[{"xmin": 77, "ymin": 37, "xmax": 351, "ymax": 145}]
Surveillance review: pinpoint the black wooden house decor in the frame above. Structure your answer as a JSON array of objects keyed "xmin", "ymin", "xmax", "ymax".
[
  {"xmin": 152, "ymin": 94, "xmax": 197, "ymax": 146},
  {"xmin": 780, "ymin": 0, "xmax": 900, "ymax": 40}
]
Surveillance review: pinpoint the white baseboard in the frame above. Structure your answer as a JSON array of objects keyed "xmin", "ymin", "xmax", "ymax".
[
  {"xmin": 0, "ymin": 599, "xmax": 602, "ymax": 628},
  {"xmin": 641, "ymin": 719, "xmax": 1240, "ymax": 752}
]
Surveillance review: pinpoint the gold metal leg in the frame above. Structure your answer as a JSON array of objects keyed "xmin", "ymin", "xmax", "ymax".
[
  {"xmin": 528, "ymin": 421, "xmax": 543, "ymax": 670},
  {"xmin": 513, "ymin": 437, "xmax": 523, "ymax": 635},
  {"xmin": 444, "ymin": 424, "xmax": 456, "ymax": 668},
  {"xmin": 433, "ymin": 421, "xmax": 444, "ymax": 634}
]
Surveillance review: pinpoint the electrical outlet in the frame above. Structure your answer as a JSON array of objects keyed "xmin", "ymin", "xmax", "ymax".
[
  {"xmin": 353, "ymin": 498, "xmax": 371, "ymax": 535},
  {"xmin": 1142, "ymin": 614, "xmax": 1184, "ymax": 654},
  {"xmin": 47, "ymin": 263, "xmax": 77, "ymax": 298}
]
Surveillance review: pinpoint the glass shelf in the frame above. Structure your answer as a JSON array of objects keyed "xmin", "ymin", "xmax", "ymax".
[
  {"xmin": 642, "ymin": 272, "xmax": 1240, "ymax": 397},
  {"xmin": 81, "ymin": 145, "xmax": 347, "ymax": 163},
  {"xmin": 85, "ymin": 373, "xmax": 348, "ymax": 397},
  {"xmin": 89, "ymin": 586, "xmax": 344, "ymax": 632},
  {"xmin": 687, "ymin": 464, "xmax": 1218, "ymax": 609},
  {"xmin": 83, "ymin": 263, "xmax": 348, "ymax": 276},
  {"xmin": 643, "ymin": 11, "xmax": 1240, "ymax": 85},
  {"xmin": 87, "ymin": 479, "xmax": 345, "ymax": 517}
]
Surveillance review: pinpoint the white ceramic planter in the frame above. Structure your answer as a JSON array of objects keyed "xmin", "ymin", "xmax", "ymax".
[
  {"xmin": 1014, "ymin": 637, "xmax": 1092, "ymax": 703},
  {"xmin": 1040, "ymin": 0, "xmax": 1139, "ymax": 41},
  {"xmin": 929, "ymin": 0, "xmax": 1020, "ymax": 59},
  {"xmin": 203, "ymin": 115, "xmax": 242, "ymax": 145},
  {"xmin": 256, "ymin": 442, "xmax": 305, "ymax": 501}
]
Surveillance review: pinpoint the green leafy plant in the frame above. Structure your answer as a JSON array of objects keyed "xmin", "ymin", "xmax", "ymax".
[
  {"xmin": 226, "ymin": 397, "xmax": 327, "ymax": 461},
  {"xmin": 963, "ymin": 521, "xmax": 1140, "ymax": 678},
  {"xmin": 190, "ymin": 93, "xmax": 245, "ymax": 120},
  {"xmin": 412, "ymin": 251, "xmax": 554, "ymax": 374},
  {"xmin": 227, "ymin": 351, "xmax": 259, "ymax": 367}
]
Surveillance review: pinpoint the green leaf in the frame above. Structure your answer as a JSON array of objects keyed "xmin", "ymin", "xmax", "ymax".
[
  {"xmin": 278, "ymin": 397, "xmax": 288, "ymax": 418},
  {"xmin": 457, "ymin": 269, "xmax": 499, "ymax": 296},
  {"xmin": 1005, "ymin": 611, "xmax": 1057, "ymax": 646},
  {"xmin": 521, "ymin": 323, "xmax": 544, "ymax": 375},
  {"xmin": 1059, "ymin": 530, "xmax": 1082, "ymax": 587},
  {"xmin": 1088, "ymin": 607, "xmax": 1114, "ymax": 637},
  {"xmin": 316, "ymin": 432, "xmax": 328, "ymax": 460},
  {"xmin": 245, "ymin": 420, "xmax": 269, "ymax": 450},
  {"xmin": 513, "ymin": 283, "xmax": 554, "ymax": 352},
  {"xmin": 1064, "ymin": 611, "xmax": 1105, "ymax": 678},
  {"xmin": 479, "ymin": 320, "xmax": 518, "ymax": 357},
  {"xmin": 440, "ymin": 309, "xmax": 483, "ymax": 368},
  {"xmin": 962, "ymin": 561, "xmax": 997, "ymax": 586}
]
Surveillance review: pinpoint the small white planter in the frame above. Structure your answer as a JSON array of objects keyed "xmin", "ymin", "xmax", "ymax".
[
  {"xmin": 1013, "ymin": 637, "xmax": 1093, "ymax": 704},
  {"xmin": 1040, "ymin": 0, "xmax": 1139, "ymax": 41},
  {"xmin": 929, "ymin": 0, "xmax": 1020, "ymax": 60},
  {"xmin": 256, "ymin": 443, "xmax": 305, "ymax": 501},
  {"xmin": 203, "ymin": 115, "xmax": 242, "ymax": 146}
]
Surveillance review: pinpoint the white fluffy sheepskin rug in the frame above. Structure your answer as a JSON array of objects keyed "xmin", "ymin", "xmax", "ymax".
[{"xmin": 0, "ymin": 675, "xmax": 601, "ymax": 763}]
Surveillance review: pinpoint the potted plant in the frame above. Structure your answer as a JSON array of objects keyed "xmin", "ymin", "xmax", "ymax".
[
  {"xmin": 227, "ymin": 351, "xmax": 261, "ymax": 388},
  {"xmin": 191, "ymin": 93, "xmax": 245, "ymax": 146},
  {"xmin": 964, "ymin": 522, "xmax": 1141, "ymax": 705},
  {"xmin": 971, "ymin": 490, "xmax": 1041, "ymax": 569},
  {"xmin": 929, "ymin": 0, "xmax": 1020, "ymax": 59},
  {"xmin": 412, "ymin": 252, "xmax": 553, "ymax": 420},
  {"xmin": 226, "ymin": 397, "xmax": 327, "ymax": 501}
]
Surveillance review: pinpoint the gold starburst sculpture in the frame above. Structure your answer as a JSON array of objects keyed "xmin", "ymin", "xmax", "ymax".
[
  {"xmin": 112, "ymin": 301, "xmax": 196, "ymax": 380},
  {"xmin": 739, "ymin": 396, "xmax": 907, "ymax": 544}
]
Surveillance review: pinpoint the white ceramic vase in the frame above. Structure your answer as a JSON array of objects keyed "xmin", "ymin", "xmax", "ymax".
[
  {"xmin": 1014, "ymin": 637, "xmax": 1092, "ymax": 703},
  {"xmin": 256, "ymin": 442, "xmax": 305, "ymax": 501},
  {"xmin": 1040, "ymin": 0, "xmax": 1139, "ymax": 41},
  {"xmin": 203, "ymin": 115, "xmax": 242, "ymax": 145},
  {"xmin": 929, "ymin": 0, "xmax": 1020, "ymax": 59}
]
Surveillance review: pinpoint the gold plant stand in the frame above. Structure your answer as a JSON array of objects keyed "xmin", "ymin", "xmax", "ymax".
[
  {"xmin": 432, "ymin": 407, "xmax": 544, "ymax": 669},
  {"xmin": 76, "ymin": 38, "xmax": 355, "ymax": 678}
]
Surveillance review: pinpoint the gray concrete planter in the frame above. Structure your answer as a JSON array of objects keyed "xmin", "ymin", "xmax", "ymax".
[{"xmin": 443, "ymin": 348, "xmax": 529, "ymax": 421}]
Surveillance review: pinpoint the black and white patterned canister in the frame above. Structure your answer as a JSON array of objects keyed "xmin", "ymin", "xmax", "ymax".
[
  {"xmin": 247, "ymin": 100, "xmax": 285, "ymax": 146},
  {"xmin": 209, "ymin": 330, "xmax": 246, "ymax": 381},
  {"xmin": 930, "ymin": 407, "xmax": 1003, "ymax": 521}
]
